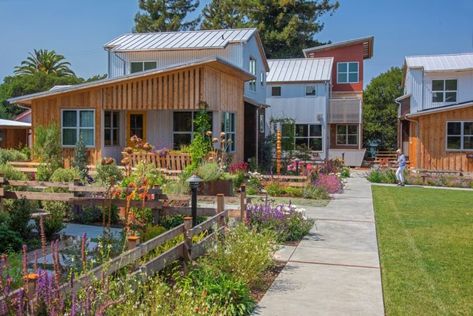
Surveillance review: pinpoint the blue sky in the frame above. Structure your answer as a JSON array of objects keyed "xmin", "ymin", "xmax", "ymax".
[{"xmin": 0, "ymin": 0, "xmax": 472, "ymax": 85}]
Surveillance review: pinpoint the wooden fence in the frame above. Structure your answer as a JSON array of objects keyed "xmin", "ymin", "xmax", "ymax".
[
  {"xmin": 129, "ymin": 152, "xmax": 192, "ymax": 172},
  {"xmin": 0, "ymin": 191, "xmax": 231, "ymax": 306}
]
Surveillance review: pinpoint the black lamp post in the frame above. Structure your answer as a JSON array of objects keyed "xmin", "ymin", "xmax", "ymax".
[{"xmin": 186, "ymin": 174, "xmax": 202, "ymax": 227}]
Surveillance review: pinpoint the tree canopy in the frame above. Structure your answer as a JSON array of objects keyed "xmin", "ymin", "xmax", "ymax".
[
  {"xmin": 134, "ymin": 0, "xmax": 200, "ymax": 32},
  {"xmin": 201, "ymin": 0, "xmax": 339, "ymax": 58},
  {"xmin": 363, "ymin": 67, "xmax": 404, "ymax": 150},
  {"xmin": 14, "ymin": 49, "xmax": 75, "ymax": 77}
]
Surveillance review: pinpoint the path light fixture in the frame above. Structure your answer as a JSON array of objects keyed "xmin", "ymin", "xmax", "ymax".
[
  {"xmin": 187, "ymin": 174, "xmax": 202, "ymax": 227},
  {"xmin": 294, "ymin": 158, "xmax": 300, "ymax": 174}
]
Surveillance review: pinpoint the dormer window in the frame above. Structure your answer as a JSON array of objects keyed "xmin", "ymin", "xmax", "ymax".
[
  {"xmin": 337, "ymin": 62, "xmax": 359, "ymax": 84},
  {"xmin": 130, "ymin": 61, "xmax": 157, "ymax": 74},
  {"xmin": 432, "ymin": 79, "xmax": 457, "ymax": 103}
]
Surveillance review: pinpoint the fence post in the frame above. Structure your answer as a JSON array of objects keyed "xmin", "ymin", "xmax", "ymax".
[
  {"xmin": 127, "ymin": 235, "xmax": 140, "ymax": 251},
  {"xmin": 240, "ymin": 185, "xmax": 246, "ymax": 222},
  {"xmin": 0, "ymin": 174, "xmax": 4, "ymax": 211},
  {"xmin": 183, "ymin": 217, "xmax": 193, "ymax": 272},
  {"xmin": 24, "ymin": 273, "xmax": 39, "ymax": 301},
  {"xmin": 216, "ymin": 193, "xmax": 225, "ymax": 228},
  {"xmin": 151, "ymin": 185, "xmax": 161, "ymax": 225}
]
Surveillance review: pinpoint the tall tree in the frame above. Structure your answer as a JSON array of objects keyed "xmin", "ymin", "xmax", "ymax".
[
  {"xmin": 363, "ymin": 67, "xmax": 404, "ymax": 150},
  {"xmin": 200, "ymin": 0, "xmax": 339, "ymax": 58},
  {"xmin": 201, "ymin": 0, "xmax": 247, "ymax": 30},
  {"xmin": 134, "ymin": 0, "xmax": 200, "ymax": 32},
  {"xmin": 14, "ymin": 49, "xmax": 75, "ymax": 77}
]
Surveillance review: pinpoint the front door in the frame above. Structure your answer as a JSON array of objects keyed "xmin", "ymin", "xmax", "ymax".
[{"xmin": 127, "ymin": 112, "xmax": 146, "ymax": 143}]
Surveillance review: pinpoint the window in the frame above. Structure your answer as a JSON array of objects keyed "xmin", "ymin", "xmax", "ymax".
[
  {"xmin": 447, "ymin": 121, "xmax": 473, "ymax": 150},
  {"xmin": 173, "ymin": 111, "xmax": 213, "ymax": 150},
  {"xmin": 249, "ymin": 57, "xmax": 256, "ymax": 91},
  {"xmin": 221, "ymin": 112, "xmax": 236, "ymax": 152},
  {"xmin": 305, "ymin": 85, "xmax": 316, "ymax": 96},
  {"xmin": 130, "ymin": 61, "xmax": 157, "ymax": 74},
  {"xmin": 104, "ymin": 111, "xmax": 120, "ymax": 146},
  {"xmin": 281, "ymin": 123, "xmax": 322, "ymax": 151},
  {"xmin": 337, "ymin": 62, "xmax": 359, "ymax": 83},
  {"xmin": 62, "ymin": 110, "xmax": 95, "ymax": 147},
  {"xmin": 260, "ymin": 72, "xmax": 265, "ymax": 86},
  {"xmin": 336, "ymin": 124, "xmax": 358, "ymax": 146},
  {"xmin": 271, "ymin": 86, "xmax": 281, "ymax": 96},
  {"xmin": 432, "ymin": 79, "xmax": 457, "ymax": 103},
  {"xmin": 259, "ymin": 114, "xmax": 265, "ymax": 133}
]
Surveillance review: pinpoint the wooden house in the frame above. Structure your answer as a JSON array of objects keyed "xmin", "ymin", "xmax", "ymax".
[
  {"xmin": 9, "ymin": 57, "xmax": 254, "ymax": 165},
  {"xmin": 397, "ymin": 52, "xmax": 473, "ymax": 173}
]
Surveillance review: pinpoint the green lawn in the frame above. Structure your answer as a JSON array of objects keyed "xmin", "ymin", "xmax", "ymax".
[{"xmin": 372, "ymin": 186, "xmax": 473, "ymax": 315}]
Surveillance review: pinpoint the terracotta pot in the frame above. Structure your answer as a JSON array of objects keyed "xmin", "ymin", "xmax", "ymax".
[{"xmin": 199, "ymin": 179, "xmax": 234, "ymax": 196}]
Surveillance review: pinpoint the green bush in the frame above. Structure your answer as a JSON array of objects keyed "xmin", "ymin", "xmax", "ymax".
[
  {"xmin": 162, "ymin": 179, "xmax": 190, "ymax": 195},
  {"xmin": 36, "ymin": 163, "xmax": 53, "ymax": 181},
  {"xmin": 72, "ymin": 137, "xmax": 88, "ymax": 180},
  {"xmin": 285, "ymin": 211, "xmax": 315, "ymax": 241},
  {"xmin": 123, "ymin": 162, "xmax": 165, "ymax": 187},
  {"xmin": 2, "ymin": 199, "xmax": 34, "ymax": 239},
  {"xmin": 41, "ymin": 201, "xmax": 66, "ymax": 239},
  {"xmin": 197, "ymin": 162, "xmax": 223, "ymax": 182},
  {"xmin": 96, "ymin": 162, "xmax": 123, "ymax": 186},
  {"xmin": 33, "ymin": 123, "xmax": 62, "ymax": 170},
  {"xmin": 204, "ymin": 224, "xmax": 275, "ymax": 286},
  {"xmin": 50, "ymin": 167, "xmax": 78, "ymax": 182},
  {"xmin": 265, "ymin": 182, "xmax": 286, "ymax": 196},
  {"xmin": 285, "ymin": 186, "xmax": 303, "ymax": 197},
  {"xmin": 340, "ymin": 167, "xmax": 350, "ymax": 178},
  {"xmin": 0, "ymin": 148, "xmax": 28, "ymax": 164},
  {"xmin": 302, "ymin": 185, "xmax": 330, "ymax": 200},
  {"xmin": 0, "ymin": 164, "xmax": 27, "ymax": 180},
  {"xmin": 367, "ymin": 169, "xmax": 398, "ymax": 184},
  {"xmin": 0, "ymin": 224, "xmax": 23, "ymax": 252},
  {"xmin": 141, "ymin": 224, "xmax": 167, "ymax": 242},
  {"xmin": 246, "ymin": 177, "xmax": 261, "ymax": 195}
]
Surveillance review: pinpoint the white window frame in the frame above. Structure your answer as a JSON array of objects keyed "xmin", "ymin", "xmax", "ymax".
[
  {"xmin": 249, "ymin": 57, "xmax": 257, "ymax": 91},
  {"xmin": 337, "ymin": 62, "xmax": 359, "ymax": 84},
  {"xmin": 222, "ymin": 112, "xmax": 236, "ymax": 152},
  {"xmin": 271, "ymin": 86, "xmax": 282, "ymax": 97},
  {"xmin": 446, "ymin": 121, "xmax": 473, "ymax": 151},
  {"xmin": 432, "ymin": 79, "xmax": 457, "ymax": 103},
  {"xmin": 305, "ymin": 85, "xmax": 316, "ymax": 96},
  {"xmin": 130, "ymin": 61, "xmax": 157, "ymax": 74},
  {"xmin": 61, "ymin": 109, "xmax": 95, "ymax": 148},
  {"xmin": 260, "ymin": 72, "xmax": 265, "ymax": 86},
  {"xmin": 103, "ymin": 110, "xmax": 120, "ymax": 147},
  {"xmin": 336, "ymin": 124, "xmax": 358, "ymax": 146}
]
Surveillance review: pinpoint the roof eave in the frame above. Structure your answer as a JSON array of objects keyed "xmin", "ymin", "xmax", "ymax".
[
  {"xmin": 406, "ymin": 101, "xmax": 473, "ymax": 118},
  {"xmin": 303, "ymin": 36, "xmax": 374, "ymax": 59}
]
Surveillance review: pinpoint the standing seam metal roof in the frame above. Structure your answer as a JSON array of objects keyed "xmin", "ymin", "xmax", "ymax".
[
  {"xmin": 405, "ymin": 53, "xmax": 473, "ymax": 72},
  {"xmin": 266, "ymin": 58, "xmax": 333, "ymax": 83},
  {"xmin": 105, "ymin": 29, "xmax": 256, "ymax": 51}
]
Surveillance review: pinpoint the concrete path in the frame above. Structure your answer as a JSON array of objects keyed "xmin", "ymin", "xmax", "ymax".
[{"xmin": 255, "ymin": 175, "xmax": 385, "ymax": 316}]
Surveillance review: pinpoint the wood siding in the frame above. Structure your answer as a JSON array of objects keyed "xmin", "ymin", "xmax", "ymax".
[
  {"xmin": 411, "ymin": 107, "xmax": 473, "ymax": 172},
  {"xmin": 30, "ymin": 64, "xmax": 246, "ymax": 164},
  {"xmin": 0, "ymin": 128, "xmax": 29, "ymax": 149}
]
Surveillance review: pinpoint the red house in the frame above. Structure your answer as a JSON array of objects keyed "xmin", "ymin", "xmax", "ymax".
[{"xmin": 303, "ymin": 37, "xmax": 374, "ymax": 165}]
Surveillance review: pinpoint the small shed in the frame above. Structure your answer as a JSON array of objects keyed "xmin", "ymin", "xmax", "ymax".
[{"xmin": 0, "ymin": 118, "xmax": 31, "ymax": 149}]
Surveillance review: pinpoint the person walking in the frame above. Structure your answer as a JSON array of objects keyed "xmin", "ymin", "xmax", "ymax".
[{"xmin": 396, "ymin": 149, "xmax": 406, "ymax": 186}]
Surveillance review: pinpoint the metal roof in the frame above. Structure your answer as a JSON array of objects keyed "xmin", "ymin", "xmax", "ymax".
[
  {"xmin": 407, "ymin": 100, "xmax": 473, "ymax": 118},
  {"xmin": 8, "ymin": 57, "xmax": 255, "ymax": 106},
  {"xmin": 266, "ymin": 58, "xmax": 333, "ymax": 83},
  {"xmin": 0, "ymin": 119, "xmax": 31, "ymax": 128},
  {"xmin": 405, "ymin": 52, "xmax": 473, "ymax": 72},
  {"xmin": 105, "ymin": 28, "xmax": 257, "ymax": 51},
  {"xmin": 303, "ymin": 36, "xmax": 374, "ymax": 59}
]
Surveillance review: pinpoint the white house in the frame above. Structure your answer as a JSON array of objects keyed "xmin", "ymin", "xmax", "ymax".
[{"xmin": 265, "ymin": 58, "xmax": 333, "ymax": 159}]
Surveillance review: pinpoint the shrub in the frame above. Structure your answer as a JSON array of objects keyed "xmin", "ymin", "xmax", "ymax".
[
  {"xmin": 162, "ymin": 179, "xmax": 190, "ymax": 195},
  {"xmin": 231, "ymin": 171, "xmax": 245, "ymax": 189},
  {"xmin": 141, "ymin": 224, "xmax": 167, "ymax": 242},
  {"xmin": 285, "ymin": 186, "xmax": 303, "ymax": 197},
  {"xmin": 96, "ymin": 161, "xmax": 123, "ymax": 186},
  {"xmin": 340, "ymin": 167, "xmax": 350, "ymax": 178},
  {"xmin": 50, "ymin": 167, "xmax": 78, "ymax": 182},
  {"xmin": 2, "ymin": 199, "xmax": 34, "ymax": 239},
  {"xmin": 0, "ymin": 148, "xmax": 28, "ymax": 164},
  {"xmin": 33, "ymin": 123, "xmax": 62, "ymax": 170},
  {"xmin": 41, "ymin": 202, "xmax": 66, "ymax": 239},
  {"xmin": 124, "ymin": 162, "xmax": 165, "ymax": 187},
  {"xmin": 314, "ymin": 174, "xmax": 342, "ymax": 193},
  {"xmin": 265, "ymin": 181, "xmax": 286, "ymax": 196},
  {"xmin": 197, "ymin": 162, "xmax": 223, "ymax": 182},
  {"xmin": 204, "ymin": 224, "xmax": 275, "ymax": 286},
  {"xmin": 302, "ymin": 185, "xmax": 330, "ymax": 200},
  {"xmin": 0, "ymin": 224, "xmax": 23, "ymax": 252},
  {"xmin": 247, "ymin": 203, "xmax": 315, "ymax": 242},
  {"xmin": 228, "ymin": 162, "xmax": 248, "ymax": 174},
  {"xmin": 73, "ymin": 137, "xmax": 88, "ymax": 180},
  {"xmin": 0, "ymin": 164, "xmax": 27, "ymax": 180}
]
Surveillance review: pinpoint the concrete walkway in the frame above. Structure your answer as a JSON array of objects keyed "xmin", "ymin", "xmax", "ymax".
[{"xmin": 255, "ymin": 175, "xmax": 385, "ymax": 316}]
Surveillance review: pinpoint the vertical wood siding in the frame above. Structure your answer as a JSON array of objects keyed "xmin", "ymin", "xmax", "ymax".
[{"xmin": 413, "ymin": 107, "xmax": 473, "ymax": 172}]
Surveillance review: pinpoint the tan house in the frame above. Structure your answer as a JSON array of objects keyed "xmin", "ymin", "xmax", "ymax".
[{"xmin": 9, "ymin": 57, "xmax": 254, "ymax": 165}]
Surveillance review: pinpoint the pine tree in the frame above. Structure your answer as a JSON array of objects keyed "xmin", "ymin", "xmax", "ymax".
[
  {"xmin": 134, "ymin": 0, "xmax": 200, "ymax": 32},
  {"xmin": 200, "ymin": 0, "xmax": 339, "ymax": 58},
  {"xmin": 201, "ymin": 0, "xmax": 247, "ymax": 30},
  {"xmin": 73, "ymin": 136, "xmax": 88, "ymax": 181}
]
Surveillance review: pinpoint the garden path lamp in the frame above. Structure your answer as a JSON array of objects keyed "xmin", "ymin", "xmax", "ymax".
[{"xmin": 187, "ymin": 174, "xmax": 202, "ymax": 227}]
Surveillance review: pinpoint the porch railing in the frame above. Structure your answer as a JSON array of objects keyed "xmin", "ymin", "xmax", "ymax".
[
  {"xmin": 329, "ymin": 98, "xmax": 362, "ymax": 123},
  {"xmin": 129, "ymin": 152, "xmax": 192, "ymax": 172}
]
